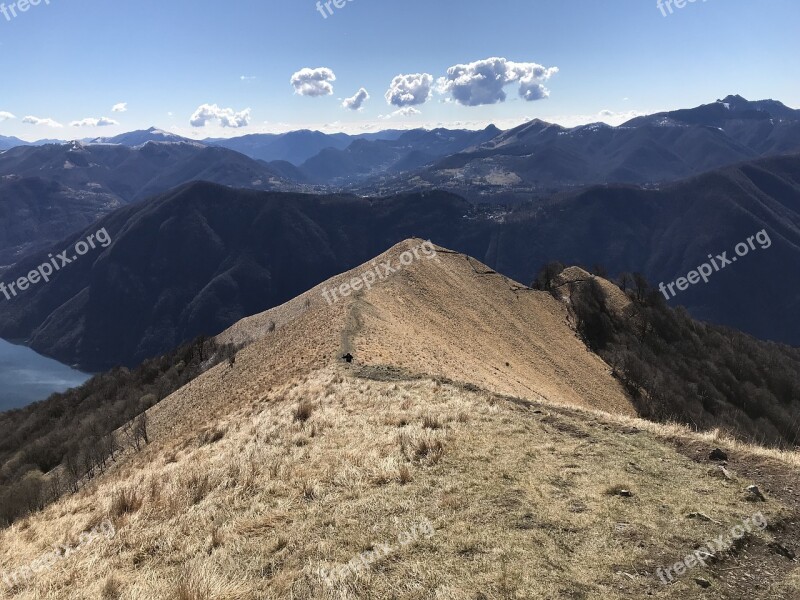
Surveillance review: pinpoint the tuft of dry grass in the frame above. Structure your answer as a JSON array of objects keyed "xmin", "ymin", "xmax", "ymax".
[
  {"xmin": 101, "ymin": 575, "xmax": 123, "ymax": 599},
  {"xmin": 414, "ymin": 437, "xmax": 445, "ymax": 464},
  {"xmin": 293, "ymin": 399, "xmax": 315, "ymax": 423},
  {"xmin": 398, "ymin": 464, "xmax": 413, "ymax": 485},
  {"xmin": 422, "ymin": 414, "xmax": 443, "ymax": 430},
  {"xmin": 186, "ymin": 473, "xmax": 212, "ymax": 506},
  {"xmin": 110, "ymin": 487, "xmax": 142, "ymax": 517},
  {"xmin": 197, "ymin": 426, "xmax": 226, "ymax": 446}
]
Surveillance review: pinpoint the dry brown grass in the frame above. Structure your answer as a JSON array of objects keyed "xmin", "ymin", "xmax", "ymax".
[
  {"xmin": 101, "ymin": 575, "xmax": 122, "ymax": 599},
  {"xmin": 109, "ymin": 487, "xmax": 142, "ymax": 517},
  {"xmin": 293, "ymin": 399, "xmax": 316, "ymax": 423},
  {"xmin": 2, "ymin": 368, "xmax": 797, "ymax": 599},
  {"xmin": 1, "ymin": 241, "xmax": 798, "ymax": 599}
]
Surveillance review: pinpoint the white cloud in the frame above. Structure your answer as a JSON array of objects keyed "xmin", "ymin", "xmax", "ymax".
[
  {"xmin": 0, "ymin": 111, "xmax": 15, "ymax": 121},
  {"xmin": 290, "ymin": 67, "xmax": 336, "ymax": 97},
  {"xmin": 70, "ymin": 117, "xmax": 119, "ymax": 127},
  {"xmin": 596, "ymin": 109, "xmax": 644, "ymax": 124},
  {"xmin": 437, "ymin": 57, "xmax": 558, "ymax": 106},
  {"xmin": 190, "ymin": 104, "xmax": 251, "ymax": 128},
  {"xmin": 342, "ymin": 87, "xmax": 370, "ymax": 111},
  {"xmin": 385, "ymin": 73, "xmax": 433, "ymax": 107},
  {"xmin": 22, "ymin": 116, "xmax": 63, "ymax": 128},
  {"xmin": 240, "ymin": 75, "xmax": 256, "ymax": 81},
  {"xmin": 379, "ymin": 107, "xmax": 421, "ymax": 119},
  {"xmin": 112, "ymin": 102, "xmax": 128, "ymax": 113}
]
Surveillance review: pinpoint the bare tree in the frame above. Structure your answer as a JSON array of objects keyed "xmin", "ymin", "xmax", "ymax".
[{"xmin": 133, "ymin": 413, "xmax": 149, "ymax": 449}]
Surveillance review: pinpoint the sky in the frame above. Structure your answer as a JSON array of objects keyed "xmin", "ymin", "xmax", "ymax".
[{"xmin": 0, "ymin": 0, "xmax": 798, "ymax": 141}]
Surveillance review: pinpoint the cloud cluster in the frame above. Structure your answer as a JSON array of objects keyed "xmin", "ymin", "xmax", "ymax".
[
  {"xmin": 290, "ymin": 67, "xmax": 336, "ymax": 97},
  {"xmin": 379, "ymin": 107, "xmax": 421, "ymax": 120},
  {"xmin": 190, "ymin": 104, "xmax": 251, "ymax": 128},
  {"xmin": 385, "ymin": 73, "xmax": 433, "ymax": 107},
  {"xmin": 342, "ymin": 88, "xmax": 370, "ymax": 111},
  {"xmin": 437, "ymin": 57, "xmax": 558, "ymax": 106},
  {"xmin": 0, "ymin": 111, "xmax": 15, "ymax": 121},
  {"xmin": 70, "ymin": 117, "xmax": 119, "ymax": 127},
  {"xmin": 22, "ymin": 116, "xmax": 63, "ymax": 128},
  {"xmin": 111, "ymin": 103, "xmax": 127, "ymax": 113}
]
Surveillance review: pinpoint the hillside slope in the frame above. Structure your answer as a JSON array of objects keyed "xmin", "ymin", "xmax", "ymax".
[{"xmin": 0, "ymin": 241, "xmax": 797, "ymax": 600}]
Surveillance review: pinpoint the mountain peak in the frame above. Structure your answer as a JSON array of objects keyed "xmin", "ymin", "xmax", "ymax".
[
  {"xmin": 720, "ymin": 94, "xmax": 749, "ymax": 104},
  {"xmin": 220, "ymin": 238, "xmax": 636, "ymax": 415}
]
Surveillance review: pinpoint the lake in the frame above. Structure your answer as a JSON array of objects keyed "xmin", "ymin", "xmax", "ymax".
[{"xmin": 0, "ymin": 338, "xmax": 90, "ymax": 413}]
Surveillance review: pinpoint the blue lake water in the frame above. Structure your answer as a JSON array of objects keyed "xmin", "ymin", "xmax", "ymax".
[{"xmin": 0, "ymin": 338, "xmax": 90, "ymax": 413}]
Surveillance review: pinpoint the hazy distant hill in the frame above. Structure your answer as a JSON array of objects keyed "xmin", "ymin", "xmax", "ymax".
[
  {"xmin": 0, "ymin": 135, "xmax": 31, "ymax": 151},
  {"xmin": 0, "ymin": 141, "xmax": 290, "ymax": 204},
  {"xmin": 207, "ymin": 129, "xmax": 406, "ymax": 165},
  {"xmin": 300, "ymin": 126, "xmax": 502, "ymax": 184}
]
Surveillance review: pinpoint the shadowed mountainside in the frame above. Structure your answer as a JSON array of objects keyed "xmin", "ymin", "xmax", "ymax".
[{"xmin": 2, "ymin": 153, "xmax": 800, "ymax": 370}]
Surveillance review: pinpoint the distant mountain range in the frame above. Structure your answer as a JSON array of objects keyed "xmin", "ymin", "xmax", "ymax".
[
  {"xmin": 2, "ymin": 95, "xmax": 797, "ymax": 194},
  {"xmin": 205, "ymin": 129, "xmax": 406, "ymax": 165},
  {"xmin": 298, "ymin": 126, "xmax": 502, "ymax": 185},
  {"xmin": 0, "ymin": 135, "xmax": 64, "ymax": 151},
  {"xmin": 369, "ymin": 95, "xmax": 800, "ymax": 197},
  {"xmin": 0, "ymin": 140, "xmax": 292, "ymax": 202},
  {"xmin": 3, "ymin": 151, "xmax": 799, "ymax": 370},
  {"xmin": 0, "ymin": 140, "xmax": 296, "ymax": 263}
]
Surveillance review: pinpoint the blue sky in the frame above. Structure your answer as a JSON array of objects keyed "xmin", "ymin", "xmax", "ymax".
[{"xmin": 0, "ymin": 0, "xmax": 798, "ymax": 140}]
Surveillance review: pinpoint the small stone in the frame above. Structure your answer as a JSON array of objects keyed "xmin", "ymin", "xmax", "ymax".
[
  {"xmin": 769, "ymin": 542, "xmax": 796, "ymax": 560},
  {"xmin": 687, "ymin": 512, "xmax": 712, "ymax": 522},
  {"xmin": 695, "ymin": 578, "xmax": 712, "ymax": 588},
  {"xmin": 746, "ymin": 485, "xmax": 767, "ymax": 502},
  {"xmin": 709, "ymin": 448, "xmax": 728, "ymax": 461},
  {"xmin": 710, "ymin": 465, "xmax": 734, "ymax": 480},
  {"xmin": 619, "ymin": 489, "xmax": 633, "ymax": 498}
]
